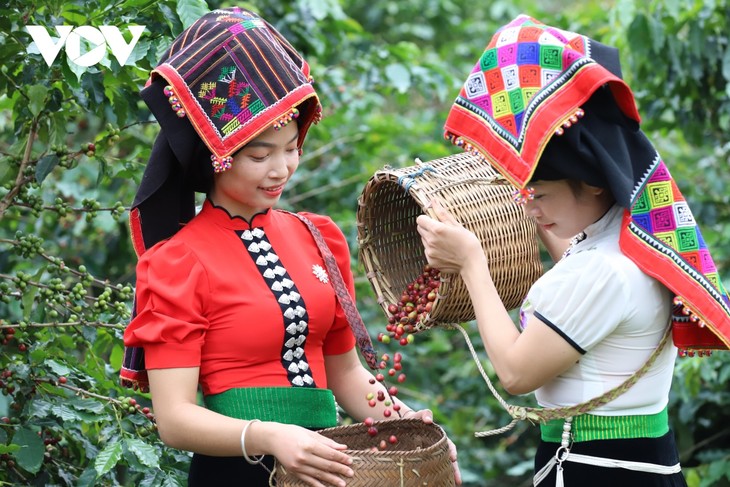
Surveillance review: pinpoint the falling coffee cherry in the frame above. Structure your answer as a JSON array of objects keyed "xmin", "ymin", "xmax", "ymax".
[{"xmin": 361, "ymin": 265, "xmax": 442, "ymax": 449}]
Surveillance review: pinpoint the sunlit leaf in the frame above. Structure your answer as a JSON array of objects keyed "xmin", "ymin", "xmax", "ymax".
[
  {"xmin": 176, "ymin": 0, "xmax": 209, "ymax": 30},
  {"xmin": 27, "ymin": 84, "xmax": 48, "ymax": 117},
  {"xmin": 125, "ymin": 438, "xmax": 160, "ymax": 469},
  {"xmin": 94, "ymin": 441, "xmax": 123, "ymax": 476}
]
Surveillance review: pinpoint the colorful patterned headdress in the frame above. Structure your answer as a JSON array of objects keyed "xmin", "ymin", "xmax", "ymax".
[
  {"xmin": 122, "ymin": 7, "xmax": 322, "ymax": 390},
  {"xmin": 444, "ymin": 14, "xmax": 730, "ymax": 354},
  {"xmin": 128, "ymin": 6, "xmax": 322, "ymax": 254}
]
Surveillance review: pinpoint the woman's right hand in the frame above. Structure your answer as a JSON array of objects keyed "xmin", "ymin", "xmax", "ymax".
[
  {"xmin": 416, "ymin": 199, "xmax": 485, "ymax": 275},
  {"xmin": 262, "ymin": 423, "xmax": 354, "ymax": 487}
]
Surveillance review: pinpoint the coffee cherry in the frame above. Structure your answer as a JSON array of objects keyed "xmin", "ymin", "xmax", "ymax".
[
  {"xmin": 367, "ymin": 426, "xmax": 378, "ymax": 437},
  {"xmin": 389, "ymin": 435, "xmax": 398, "ymax": 444},
  {"xmin": 58, "ymin": 377, "xmax": 67, "ymax": 384}
]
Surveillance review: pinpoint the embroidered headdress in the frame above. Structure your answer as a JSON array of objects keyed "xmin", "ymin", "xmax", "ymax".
[
  {"xmin": 121, "ymin": 7, "xmax": 322, "ymax": 390},
  {"xmin": 444, "ymin": 14, "xmax": 730, "ymax": 353},
  {"xmin": 129, "ymin": 6, "xmax": 321, "ymax": 254}
]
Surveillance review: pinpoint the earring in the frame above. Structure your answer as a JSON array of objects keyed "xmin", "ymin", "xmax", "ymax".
[
  {"xmin": 512, "ymin": 187, "xmax": 535, "ymax": 205},
  {"xmin": 211, "ymin": 155, "xmax": 233, "ymax": 173}
]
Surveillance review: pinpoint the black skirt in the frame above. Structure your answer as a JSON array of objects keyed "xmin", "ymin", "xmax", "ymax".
[
  {"xmin": 188, "ymin": 453, "xmax": 276, "ymax": 486},
  {"xmin": 534, "ymin": 431, "xmax": 687, "ymax": 486}
]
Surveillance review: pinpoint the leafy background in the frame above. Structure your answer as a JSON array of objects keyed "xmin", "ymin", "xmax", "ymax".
[{"xmin": 0, "ymin": 0, "xmax": 728, "ymax": 485}]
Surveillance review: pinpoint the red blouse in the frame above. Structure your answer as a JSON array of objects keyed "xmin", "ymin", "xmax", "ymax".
[{"xmin": 124, "ymin": 201, "xmax": 356, "ymax": 396}]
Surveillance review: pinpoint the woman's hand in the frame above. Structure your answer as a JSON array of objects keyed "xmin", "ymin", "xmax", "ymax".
[
  {"xmin": 416, "ymin": 199, "xmax": 485, "ymax": 276},
  {"xmin": 402, "ymin": 408, "xmax": 462, "ymax": 485},
  {"xmin": 263, "ymin": 423, "xmax": 354, "ymax": 487}
]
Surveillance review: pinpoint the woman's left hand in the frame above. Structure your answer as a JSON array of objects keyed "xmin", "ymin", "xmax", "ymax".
[{"xmin": 404, "ymin": 408, "xmax": 462, "ymax": 485}]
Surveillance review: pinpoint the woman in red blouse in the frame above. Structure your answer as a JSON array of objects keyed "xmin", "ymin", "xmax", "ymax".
[{"xmin": 121, "ymin": 7, "xmax": 460, "ymax": 487}]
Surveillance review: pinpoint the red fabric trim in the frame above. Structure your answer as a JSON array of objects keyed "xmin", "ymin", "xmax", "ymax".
[
  {"xmin": 619, "ymin": 210, "xmax": 730, "ymax": 349},
  {"xmin": 152, "ymin": 65, "xmax": 317, "ymax": 158},
  {"xmin": 672, "ymin": 322, "xmax": 728, "ymax": 350},
  {"xmin": 129, "ymin": 207, "xmax": 146, "ymax": 257},
  {"xmin": 444, "ymin": 67, "xmax": 638, "ymax": 189},
  {"xmin": 119, "ymin": 367, "xmax": 150, "ymax": 392}
]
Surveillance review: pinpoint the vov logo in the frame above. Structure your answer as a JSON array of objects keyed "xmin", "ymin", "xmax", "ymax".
[{"xmin": 25, "ymin": 25, "xmax": 146, "ymax": 67}]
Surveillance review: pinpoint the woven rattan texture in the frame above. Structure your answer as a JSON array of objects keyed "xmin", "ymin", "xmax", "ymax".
[
  {"xmin": 357, "ymin": 152, "xmax": 542, "ymax": 329},
  {"xmin": 274, "ymin": 418, "xmax": 454, "ymax": 486}
]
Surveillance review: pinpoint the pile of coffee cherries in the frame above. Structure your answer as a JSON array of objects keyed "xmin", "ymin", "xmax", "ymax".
[{"xmin": 363, "ymin": 264, "xmax": 441, "ymax": 450}]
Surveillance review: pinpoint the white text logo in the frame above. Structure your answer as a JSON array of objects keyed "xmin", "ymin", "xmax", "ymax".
[{"xmin": 25, "ymin": 25, "xmax": 146, "ymax": 67}]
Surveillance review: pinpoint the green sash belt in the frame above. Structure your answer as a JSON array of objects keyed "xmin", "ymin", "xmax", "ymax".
[
  {"xmin": 541, "ymin": 406, "xmax": 669, "ymax": 443},
  {"xmin": 204, "ymin": 387, "xmax": 338, "ymax": 428}
]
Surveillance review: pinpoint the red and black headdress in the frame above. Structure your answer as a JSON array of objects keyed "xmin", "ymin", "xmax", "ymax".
[{"xmin": 121, "ymin": 7, "xmax": 322, "ymax": 390}]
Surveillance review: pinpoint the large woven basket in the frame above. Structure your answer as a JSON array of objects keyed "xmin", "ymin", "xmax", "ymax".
[
  {"xmin": 274, "ymin": 418, "xmax": 454, "ymax": 486},
  {"xmin": 357, "ymin": 152, "xmax": 542, "ymax": 329}
]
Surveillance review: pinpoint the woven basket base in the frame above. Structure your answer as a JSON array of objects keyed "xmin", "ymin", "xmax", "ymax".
[{"xmin": 273, "ymin": 418, "xmax": 455, "ymax": 486}]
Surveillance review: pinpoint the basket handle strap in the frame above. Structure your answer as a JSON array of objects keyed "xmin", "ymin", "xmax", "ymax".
[
  {"xmin": 452, "ymin": 318, "xmax": 673, "ymax": 436},
  {"xmin": 285, "ymin": 211, "xmax": 379, "ymax": 370}
]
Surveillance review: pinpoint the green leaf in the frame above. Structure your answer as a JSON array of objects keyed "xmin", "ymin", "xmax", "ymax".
[
  {"xmin": 158, "ymin": 3, "xmax": 183, "ymax": 37},
  {"xmin": 94, "ymin": 441, "xmax": 123, "ymax": 476},
  {"xmin": 46, "ymin": 359, "xmax": 72, "ymax": 377},
  {"xmin": 12, "ymin": 426, "xmax": 44, "ymax": 474},
  {"xmin": 0, "ymin": 444, "xmax": 20, "ymax": 454},
  {"xmin": 27, "ymin": 84, "xmax": 49, "ymax": 117},
  {"xmin": 110, "ymin": 343, "xmax": 124, "ymax": 372},
  {"xmin": 35, "ymin": 154, "xmax": 59, "ymax": 183},
  {"xmin": 384, "ymin": 63, "xmax": 411, "ymax": 93},
  {"xmin": 51, "ymin": 403, "xmax": 81, "ymax": 421},
  {"xmin": 176, "ymin": 0, "xmax": 209, "ymax": 30},
  {"xmin": 81, "ymin": 72, "xmax": 107, "ymax": 105},
  {"xmin": 21, "ymin": 285, "xmax": 39, "ymax": 322},
  {"xmin": 69, "ymin": 396, "xmax": 106, "ymax": 414},
  {"xmin": 76, "ymin": 466, "xmax": 98, "ymax": 487},
  {"xmin": 125, "ymin": 438, "xmax": 160, "ymax": 469},
  {"xmin": 66, "ymin": 55, "xmax": 88, "ymax": 82},
  {"xmin": 96, "ymin": 156, "xmax": 108, "ymax": 186},
  {"xmin": 722, "ymin": 45, "xmax": 730, "ymax": 83}
]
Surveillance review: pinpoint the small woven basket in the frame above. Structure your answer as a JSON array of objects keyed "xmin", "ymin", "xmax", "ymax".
[
  {"xmin": 274, "ymin": 418, "xmax": 454, "ymax": 486},
  {"xmin": 357, "ymin": 152, "xmax": 542, "ymax": 329}
]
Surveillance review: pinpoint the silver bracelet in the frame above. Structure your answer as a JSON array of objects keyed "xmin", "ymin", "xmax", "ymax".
[{"xmin": 240, "ymin": 419, "xmax": 265, "ymax": 465}]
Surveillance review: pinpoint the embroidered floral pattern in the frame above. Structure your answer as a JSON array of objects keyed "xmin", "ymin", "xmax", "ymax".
[{"xmin": 312, "ymin": 264, "xmax": 329, "ymax": 284}]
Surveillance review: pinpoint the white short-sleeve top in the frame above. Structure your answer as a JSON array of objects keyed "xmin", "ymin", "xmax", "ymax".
[{"xmin": 520, "ymin": 205, "xmax": 677, "ymax": 416}]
